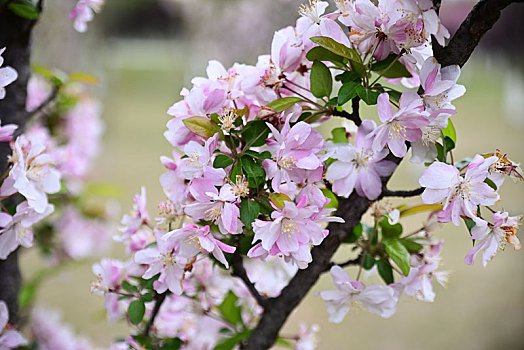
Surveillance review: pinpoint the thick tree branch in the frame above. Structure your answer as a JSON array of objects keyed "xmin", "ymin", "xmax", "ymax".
[
  {"xmin": 0, "ymin": 3, "xmax": 40, "ymax": 324},
  {"xmin": 433, "ymin": 0, "xmax": 523, "ymax": 67}
]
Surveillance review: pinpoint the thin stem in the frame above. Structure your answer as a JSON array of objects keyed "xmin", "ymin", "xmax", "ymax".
[
  {"xmin": 356, "ymin": 252, "xmax": 366, "ymax": 281},
  {"xmin": 382, "ymin": 187, "xmax": 424, "ymax": 198},
  {"xmin": 370, "ymin": 52, "xmax": 403, "ymax": 87},
  {"xmin": 143, "ymin": 292, "xmax": 167, "ymax": 336},
  {"xmin": 280, "ymin": 84, "xmax": 323, "ymax": 109}
]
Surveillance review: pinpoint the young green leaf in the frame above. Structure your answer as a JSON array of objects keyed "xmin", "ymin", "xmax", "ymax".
[
  {"xmin": 377, "ymin": 258, "xmax": 394, "ymax": 284},
  {"xmin": 363, "ymin": 254, "xmax": 375, "ymax": 270},
  {"xmin": 330, "ymin": 127, "xmax": 348, "ymax": 143},
  {"xmin": 398, "ymin": 238, "xmax": 424, "ymax": 253},
  {"xmin": 241, "ymin": 156, "xmax": 266, "ymax": 188},
  {"xmin": 219, "ymin": 291, "xmax": 243, "ymax": 327},
  {"xmin": 266, "ymin": 97, "xmax": 302, "ymax": 112},
  {"xmin": 8, "ymin": 0, "xmax": 39, "ymax": 19},
  {"xmin": 183, "ymin": 116, "xmax": 221, "ymax": 139},
  {"xmin": 306, "ymin": 46, "xmax": 345, "ymax": 63},
  {"xmin": 321, "ymin": 187, "xmax": 339, "ymax": 209},
  {"xmin": 356, "ymin": 85, "xmax": 379, "ymax": 105},
  {"xmin": 269, "ymin": 193, "xmax": 291, "ymax": 210},
  {"xmin": 128, "ymin": 300, "xmax": 146, "ymax": 325},
  {"xmin": 335, "ymin": 71, "xmax": 361, "ymax": 83},
  {"xmin": 442, "ymin": 119, "xmax": 456, "ymax": 144},
  {"xmin": 310, "ymin": 60, "xmax": 332, "ymax": 98},
  {"xmin": 241, "ymin": 120, "xmax": 270, "ymax": 147},
  {"xmin": 384, "ymin": 240, "xmax": 411, "ymax": 276},
  {"xmin": 371, "ymin": 54, "xmax": 411, "ymax": 78},
  {"xmin": 310, "ymin": 36, "xmax": 362, "ymax": 63}
]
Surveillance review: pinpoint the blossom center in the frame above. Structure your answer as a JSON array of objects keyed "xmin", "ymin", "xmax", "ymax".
[
  {"xmin": 204, "ymin": 204, "xmax": 222, "ymax": 222},
  {"xmin": 281, "ymin": 219, "xmax": 300, "ymax": 238},
  {"xmin": 279, "ymin": 156, "xmax": 297, "ymax": 170},
  {"xmin": 388, "ymin": 120, "xmax": 407, "ymax": 140},
  {"xmin": 299, "ymin": 0, "xmax": 322, "ymax": 24}
]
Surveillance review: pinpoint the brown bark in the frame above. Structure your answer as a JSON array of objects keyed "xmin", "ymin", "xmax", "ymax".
[{"xmin": 0, "ymin": 3, "xmax": 39, "ymax": 324}]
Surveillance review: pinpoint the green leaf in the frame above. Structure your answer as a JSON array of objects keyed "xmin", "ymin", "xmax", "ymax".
[
  {"xmin": 344, "ymin": 223, "xmax": 363, "ymax": 243},
  {"xmin": 19, "ymin": 283, "xmax": 36, "ymax": 309},
  {"xmin": 140, "ymin": 293, "xmax": 155, "ymax": 303},
  {"xmin": 463, "ymin": 218, "xmax": 476, "ymax": 234},
  {"xmin": 384, "ymin": 240, "xmax": 411, "ymax": 276},
  {"xmin": 219, "ymin": 291, "xmax": 243, "ymax": 327},
  {"xmin": 239, "ymin": 199, "xmax": 260, "ymax": 229},
  {"xmin": 335, "ymin": 71, "xmax": 361, "ymax": 83},
  {"xmin": 241, "ymin": 156, "xmax": 266, "ymax": 188},
  {"xmin": 484, "ymin": 177, "xmax": 497, "ymax": 190},
  {"xmin": 128, "ymin": 300, "xmax": 146, "ymax": 325},
  {"xmin": 266, "ymin": 97, "xmax": 302, "ymax": 112},
  {"xmin": 8, "ymin": 0, "xmax": 39, "ymax": 19},
  {"xmin": 122, "ymin": 280, "xmax": 139, "ymax": 294},
  {"xmin": 387, "ymin": 90, "xmax": 402, "ymax": 103},
  {"xmin": 229, "ymin": 161, "xmax": 242, "ymax": 182},
  {"xmin": 379, "ymin": 218, "xmax": 403, "ymax": 239},
  {"xmin": 363, "ymin": 254, "xmax": 375, "ymax": 270},
  {"xmin": 441, "ymin": 119, "xmax": 456, "ymax": 144},
  {"xmin": 398, "ymin": 238, "xmax": 424, "ymax": 253},
  {"xmin": 454, "ymin": 157, "xmax": 472, "ymax": 170},
  {"xmin": 214, "ymin": 154, "xmax": 234, "ymax": 168},
  {"xmin": 310, "ymin": 60, "xmax": 332, "ymax": 98},
  {"xmin": 349, "ymin": 60, "xmax": 366, "ymax": 79},
  {"xmin": 321, "ymin": 188, "xmax": 339, "ymax": 209},
  {"xmin": 306, "ymin": 46, "xmax": 345, "ymax": 63},
  {"xmin": 330, "ymin": 127, "xmax": 348, "ymax": 143},
  {"xmin": 399, "ymin": 203, "xmax": 443, "ymax": 217},
  {"xmin": 214, "ymin": 330, "xmax": 253, "ymax": 350},
  {"xmin": 377, "ymin": 258, "xmax": 394, "ymax": 284},
  {"xmin": 183, "ymin": 116, "xmax": 221, "ymax": 139},
  {"xmin": 310, "ymin": 36, "xmax": 362, "ymax": 63},
  {"xmin": 371, "ymin": 54, "xmax": 411, "ymax": 78},
  {"xmin": 160, "ymin": 338, "xmax": 183, "ymax": 350},
  {"xmin": 269, "ymin": 193, "xmax": 291, "ymax": 210},
  {"xmin": 443, "ymin": 135, "xmax": 455, "ymax": 153},
  {"xmin": 241, "ymin": 120, "xmax": 270, "ymax": 147},
  {"xmin": 338, "ymin": 81, "xmax": 359, "ymax": 106},
  {"xmin": 356, "ymin": 86, "xmax": 380, "ymax": 105},
  {"xmin": 436, "ymin": 142, "xmax": 446, "ymax": 162}
]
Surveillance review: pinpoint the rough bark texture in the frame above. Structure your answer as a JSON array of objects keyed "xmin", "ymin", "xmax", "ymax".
[
  {"xmin": 244, "ymin": 0, "xmax": 523, "ymax": 348},
  {"xmin": 434, "ymin": 0, "xmax": 523, "ymax": 67},
  {"xmin": 0, "ymin": 4, "xmax": 38, "ymax": 324}
]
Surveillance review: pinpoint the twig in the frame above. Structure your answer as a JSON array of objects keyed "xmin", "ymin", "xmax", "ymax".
[
  {"xmin": 332, "ymin": 97, "xmax": 362, "ymax": 126},
  {"xmin": 323, "ymin": 257, "xmax": 360, "ymax": 272},
  {"xmin": 382, "ymin": 187, "xmax": 424, "ymax": 198},
  {"xmin": 143, "ymin": 292, "xmax": 167, "ymax": 337},
  {"xmin": 231, "ymin": 237, "xmax": 268, "ymax": 308},
  {"xmin": 28, "ymin": 85, "xmax": 59, "ymax": 119}
]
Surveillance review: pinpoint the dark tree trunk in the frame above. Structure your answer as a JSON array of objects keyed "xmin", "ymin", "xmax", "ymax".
[{"xmin": 0, "ymin": 3, "xmax": 39, "ymax": 324}]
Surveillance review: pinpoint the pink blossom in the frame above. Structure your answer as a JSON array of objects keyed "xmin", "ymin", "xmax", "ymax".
[
  {"xmin": 119, "ymin": 187, "xmax": 150, "ymax": 240},
  {"xmin": 295, "ymin": 323, "xmax": 319, "ymax": 350},
  {"xmin": 0, "ymin": 48, "xmax": 17, "ymax": 100},
  {"xmin": 401, "ymin": 240, "xmax": 449, "ymax": 302},
  {"xmin": 419, "ymin": 155, "xmax": 500, "ymax": 225},
  {"xmin": 70, "ymin": 0, "xmax": 105, "ymax": 33},
  {"xmin": 0, "ymin": 134, "xmax": 61, "ymax": 213},
  {"xmin": 26, "ymin": 74, "xmax": 53, "ymax": 112},
  {"xmin": 320, "ymin": 266, "xmax": 398, "ymax": 322},
  {"xmin": 244, "ymin": 257, "xmax": 298, "ymax": 298},
  {"xmin": 134, "ymin": 229, "xmax": 186, "ymax": 295},
  {"xmin": 420, "ymin": 57, "xmax": 466, "ymax": 112},
  {"xmin": 0, "ymin": 120, "xmax": 16, "ymax": 142},
  {"xmin": 30, "ymin": 307, "xmax": 93, "ymax": 350},
  {"xmin": 465, "ymin": 212, "xmax": 521, "ymax": 267},
  {"xmin": 368, "ymin": 92, "xmax": 427, "ymax": 157},
  {"xmin": 263, "ymin": 120, "xmax": 325, "ymax": 192},
  {"xmin": 154, "ymin": 294, "xmax": 193, "ymax": 338},
  {"xmin": 0, "ymin": 201, "xmax": 54, "ymax": 260},
  {"xmin": 184, "ymin": 183, "xmax": 241, "ymax": 235},
  {"xmin": 0, "ymin": 301, "xmax": 28, "ymax": 349},
  {"xmin": 326, "ymin": 120, "xmax": 396, "ymax": 199},
  {"xmin": 181, "ymin": 134, "xmax": 225, "ymax": 185},
  {"xmin": 91, "ymin": 258, "xmax": 125, "ymax": 294},
  {"xmin": 162, "ymin": 223, "xmax": 236, "ymax": 268}
]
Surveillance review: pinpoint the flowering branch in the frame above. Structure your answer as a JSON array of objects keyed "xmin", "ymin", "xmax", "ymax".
[
  {"xmin": 382, "ymin": 187, "xmax": 424, "ymax": 198},
  {"xmin": 231, "ymin": 241, "xmax": 268, "ymax": 308},
  {"xmin": 433, "ymin": 0, "xmax": 522, "ymax": 67},
  {"xmin": 143, "ymin": 292, "xmax": 167, "ymax": 337}
]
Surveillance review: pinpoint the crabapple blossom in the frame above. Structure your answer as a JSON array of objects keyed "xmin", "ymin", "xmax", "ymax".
[
  {"xmin": 0, "ymin": 48, "xmax": 17, "ymax": 100},
  {"xmin": 90, "ymin": 258, "xmax": 125, "ymax": 295},
  {"xmin": 70, "ymin": 0, "xmax": 105, "ymax": 33},
  {"xmin": 0, "ymin": 134, "xmax": 61, "ymax": 214},
  {"xmin": 419, "ymin": 155, "xmax": 500, "ymax": 225},
  {"xmin": 119, "ymin": 187, "xmax": 149, "ymax": 240},
  {"xmin": 162, "ymin": 223, "xmax": 236, "ymax": 268},
  {"xmin": 320, "ymin": 266, "xmax": 398, "ymax": 322},
  {"xmin": 465, "ymin": 212, "xmax": 521, "ymax": 267},
  {"xmin": 0, "ymin": 201, "xmax": 54, "ymax": 260},
  {"xmin": 326, "ymin": 120, "xmax": 396, "ymax": 199},
  {"xmin": 0, "ymin": 301, "xmax": 27, "ymax": 349},
  {"xmin": 420, "ymin": 57, "xmax": 466, "ymax": 112},
  {"xmin": 0, "ymin": 120, "xmax": 16, "ymax": 142},
  {"xmin": 368, "ymin": 92, "xmax": 427, "ymax": 157}
]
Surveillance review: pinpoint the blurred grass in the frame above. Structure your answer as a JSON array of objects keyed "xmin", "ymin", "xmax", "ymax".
[{"xmin": 20, "ymin": 39, "xmax": 524, "ymax": 349}]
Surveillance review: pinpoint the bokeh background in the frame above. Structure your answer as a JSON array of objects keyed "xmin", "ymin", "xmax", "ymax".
[{"xmin": 21, "ymin": 0, "xmax": 524, "ymax": 349}]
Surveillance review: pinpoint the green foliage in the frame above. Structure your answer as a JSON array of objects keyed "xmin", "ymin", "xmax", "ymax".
[
  {"xmin": 241, "ymin": 120, "xmax": 270, "ymax": 147},
  {"xmin": 484, "ymin": 177, "xmax": 497, "ymax": 190},
  {"xmin": 240, "ymin": 156, "xmax": 266, "ymax": 188},
  {"xmin": 377, "ymin": 258, "xmax": 394, "ymax": 284},
  {"xmin": 306, "ymin": 46, "xmax": 345, "ymax": 63},
  {"xmin": 266, "ymin": 97, "xmax": 302, "ymax": 112},
  {"xmin": 335, "ymin": 71, "xmax": 361, "ymax": 84},
  {"xmin": 239, "ymin": 199, "xmax": 260, "ymax": 229},
  {"xmin": 128, "ymin": 300, "xmax": 146, "ymax": 325},
  {"xmin": 122, "ymin": 280, "xmax": 139, "ymax": 294},
  {"xmin": 384, "ymin": 240, "xmax": 411, "ymax": 276},
  {"xmin": 310, "ymin": 60, "xmax": 332, "ymax": 98},
  {"xmin": 338, "ymin": 81, "xmax": 359, "ymax": 106},
  {"xmin": 398, "ymin": 238, "xmax": 424, "ymax": 253},
  {"xmin": 214, "ymin": 330, "xmax": 253, "ymax": 350},
  {"xmin": 8, "ymin": 0, "xmax": 39, "ymax": 19},
  {"xmin": 219, "ymin": 292, "xmax": 243, "ymax": 327},
  {"xmin": 356, "ymin": 86, "xmax": 380, "ymax": 105},
  {"xmin": 321, "ymin": 188, "xmax": 339, "ymax": 209},
  {"xmin": 363, "ymin": 254, "xmax": 375, "ymax": 270},
  {"xmin": 183, "ymin": 116, "xmax": 221, "ymax": 139},
  {"xmin": 379, "ymin": 218, "xmax": 403, "ymax": 239},
  {"xmin": 371, "ymin": 54, "xmax": 411, "ymax": 78},
  {"xmin": 269, "ymin": 193, "xmax": 291, "ymax": 210},
  {"xmin": 330, "ymin": 127, "xmax": 348, "ymax": 143},
  {"xmin": 344, "ymin": 223, "xmax": 363, "ymax": 243},
  {"xmin": 214, "ymin": 154, "xmax": 234, "ymax": 168},
  {"xmin": 442, "ymin": 120, "xmax": 456, "ymax": 144}
]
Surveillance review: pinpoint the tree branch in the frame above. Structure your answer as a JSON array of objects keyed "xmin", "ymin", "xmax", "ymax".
[
  {"xmin": 231, "ymin": 239, "xmax": 268, "ymax": 308},
  {"xmin": 143, "ymin": 292, "xmax": 167, "ymax": 337},
  {"xmin": 323, "ymin": 257, "xmax": 360, "ymax": 272},
  {"xmin": 433, "ymin": 0, "xmax": 523, "ymax": 67},
  {"xmin": 332, "ymin": 97, "xmax": 361, "ymax": 126},
  {"xmin": 381, "ymin": 187, "xmax": 424, "ymax": 198}
]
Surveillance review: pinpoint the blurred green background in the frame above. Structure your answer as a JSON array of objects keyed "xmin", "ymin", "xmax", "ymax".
[{"xmin": 21, "ymin": 0, "xmax": 524, "ymax": 349}]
